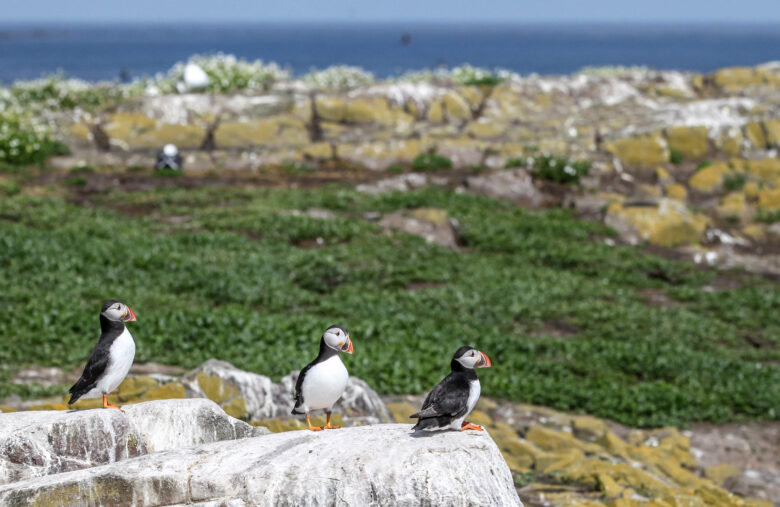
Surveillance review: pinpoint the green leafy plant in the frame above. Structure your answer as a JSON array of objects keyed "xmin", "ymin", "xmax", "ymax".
[
  {"xmin": 723, "ymin": 173, "xmax": 747, "ymax": 192},
  {"xmin": 530, "ymin": 155, "xmax": 591, "ymax": 184},
  {"xmin": 411, "ymin": 153, "xmax": 453, "ymax": 172},
  {"xmin": 756, "ymin": 209, "xmax": 780, "ymax": 223},
  {"xmin": 0, "ymin": 186, "xmax": 778, "ymax": 428},
  {"xmin": 669, "ymin": 148, "xmax": 683, "ymax": 165}
]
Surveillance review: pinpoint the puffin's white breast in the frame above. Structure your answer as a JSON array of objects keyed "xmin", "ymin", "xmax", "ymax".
[
  {"xmin": 301, "ymin": 356, "xmax": 349, "ymax": 411},
  {"xmin": 89, "ymin": 328, "xmax": 135, "ymax": 398}
]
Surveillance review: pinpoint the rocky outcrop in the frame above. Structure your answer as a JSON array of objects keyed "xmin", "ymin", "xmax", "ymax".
[
  {"xmin": 0, "ymin": 425, "xmax": 522, "ymax": 507},
  {"xmin": 0, "ymin": 399, "xmax": 263, "ymax": 485}
]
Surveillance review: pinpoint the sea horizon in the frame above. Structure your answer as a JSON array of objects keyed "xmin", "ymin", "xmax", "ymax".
[{"xmin": 1, "ymin": 21, "xmax": 779, "ymax": 83}]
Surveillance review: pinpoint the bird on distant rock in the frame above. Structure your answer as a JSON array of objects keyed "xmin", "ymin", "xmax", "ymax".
[
  {"xmin": 292, "ymin": 325, "xmax": 353, "ymax": 431},
  {"xmin": 155, "ymin": 144, "xmax": 182, "ymax": 170},
  {"xmin": 68, "ymin": 300, "xmax": 137, "ymax": 411},
  {"xmin": 411, "ymin": 346, "xmax": 492, "ymax": 431}
]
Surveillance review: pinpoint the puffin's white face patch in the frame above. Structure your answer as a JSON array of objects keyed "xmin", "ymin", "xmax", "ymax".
[
  {"xmin": 323, "ymin": 327, "xmax": 348, "ymax": 351},
  {"xmin": 455, "ymin": 349, "xmax": 481, "ymax": 369},
  {"xmin": 103, "ymin": 302, "xmax": 127, "ymax": 322}
]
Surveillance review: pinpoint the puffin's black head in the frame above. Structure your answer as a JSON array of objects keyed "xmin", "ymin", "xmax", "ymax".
[
  {"xmin": 101, "ymin": 300, "xmax": 137, "ymax": 323},
  {"xmin": 451, "ymin": 346, "xmax": 491, "ymax": 371},
  {"xmin": 322, "ymin": 325, "xmax": 353, "ymax": 354}
]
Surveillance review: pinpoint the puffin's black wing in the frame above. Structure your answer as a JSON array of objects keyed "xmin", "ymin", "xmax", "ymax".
[
  {"xmin": 68, "ymin": 340, "xmax": 112, "ymax": 404},
  {"xmin": 411, "ymin": 373, "xmax": 471, "ymax": 429},
  {"xmin": 291, "ymin": 362, "xmax": 315, "ymax": 414}
]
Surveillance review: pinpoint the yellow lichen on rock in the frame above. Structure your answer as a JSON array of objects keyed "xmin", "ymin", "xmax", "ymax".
[
  {"xmin": 117, "ymin": 376, "xmax": 160, "ymax": 401},
  {"xmin": 666, "ymin": 126, "xmax": 709, "ymax": 160},
  {"xmin": 704, "ymin": 464, "xmax": 741, "ymax": 486},
  {"xmin": 763, "ymin": 119, "xmax": 780, "ymax": 148},
  {"xmin": 441, "ymin": 91, "xmax": 472, "ymax": 121},
  {"xmin": 386, "ymin": 402, "xmax": 416, "ymax": 423},
  {"xmin": 214, "ymin": 120, "xmax": 279, "ymax": 148},
  {"xmin": 712, "ymin": 66, "xmax": 765, "ymax": 90},
  {"xmin": 139, "ymin": 382, "xmax": 186, "ymax": 402},
  {"xmin": 606, "ymin": 134, "xmax": 668, "ymax": 168},
  {"xmin": 718, "ymin": 192, "xmax": 747, "ymax": 219},
  {"xmin": 758, "ymin": 188, "xmax": 780, "ymax": 210},
  {"xmin": 665, "ymin": 183, "xmax": 688, "ymax": 201},
  {"xmin": 605, "ymin": 200, "xmax": 708, "ymax": 247},
  {"xmin": 746, "ymin": 158, "xmax": 780, "ymax": 180},
  {"xmin": 315, "ymin": 97, "xmax": 345, "ymax": 122},
  {"xmin": 197, "ymin": 372, "xmax": 239, "ymax": 404},
  {"xmin": 744, "ymin": 122, "xmax": 768, "ymax": 149},
  {"xmin": 688, "ymin": 162, "xmax": 730, "ymax": 193}
]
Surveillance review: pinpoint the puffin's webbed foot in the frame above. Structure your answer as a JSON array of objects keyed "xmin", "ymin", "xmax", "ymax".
[
  {"xmin": 461, "ymin": 421, "xmax": 483, "ymax": 431},
  {"xmin": 323, "ymin": 412, "xmax": 341, "ymax": 430},
  {"xmin": 306, "ymin": 414, "xmax": 322, "ymax": 431},
  {"xmin": 103, "ymin": 394, "xmax": 124, "ymax": 412}
]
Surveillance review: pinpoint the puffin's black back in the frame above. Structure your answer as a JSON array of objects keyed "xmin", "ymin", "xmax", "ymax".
[
  {"xmin": 410, "ymin": 346, "xmax": 478, "ymax": 430},
  {"xmin": 68, "ymin": 301, "xmax": 126, "ymax": 404}
]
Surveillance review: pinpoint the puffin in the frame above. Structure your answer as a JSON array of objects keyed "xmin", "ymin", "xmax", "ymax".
[
  {"xmin": 68, "ymin": 300, "xmax": 137, "ymax": 411},
  {"xmin": 291, "ymin": 325, "xmax": 353, "ymax": 431},
  {"xmin": 155, "ymin": 144, "xmax": 182, "ymax": 170},
  {"xmin": 411, "ymin": 345, "xmax": 492, "ymax": 431}
]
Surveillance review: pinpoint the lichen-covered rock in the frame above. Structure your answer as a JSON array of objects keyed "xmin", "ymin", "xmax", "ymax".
[
  {"xmin": 605, "ymin": 199, "xmax": 708, "ymax": 247},
  {"xmin": 465, "ymin": 169, "xmax": 544, "ymax": 208},
  {"xmin": 666, "ymin": 126, "xmax": 710, "ymax": 160},
  {"xmin": 0, "ymin": 399, "xmax": 260, "ymax": 485},
  {"xmin": 745, "ymin": 121, "xmax": 768, "ymax": 149},
  {"xmin": 0, "ymin": 425, "xmax": 522, "ymax": 507},
  {"xmin": 689, "ymin": 162, "xmax": 731, "ymax": 193},
  {"xmin": 758, "ymin": 188, "xmax": 780, "ymax": 211},
  {"xmin": 606, "ymin": 134, "xmax": 668, "ymax": 169}
]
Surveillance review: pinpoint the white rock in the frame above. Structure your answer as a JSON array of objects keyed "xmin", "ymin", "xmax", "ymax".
[
  {"xmin": 466, "ymin": 169, "xmax": 544, "ymax": 208},
  {"xmin": 0, "ymin": 425, "xmax": 522, "ymax": 506},
  {"xmin": 183, "ymin": 63, "xmax": 210, "ymax": 91},
  {"xmin": 0, "ymin": 399, "xmax": 262, "ymax": 485}
]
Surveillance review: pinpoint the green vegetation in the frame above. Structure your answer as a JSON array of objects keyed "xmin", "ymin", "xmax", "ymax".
[
  {"xmin": 695, "ymin": 160, "xmax": 712, "ymax": 171},
  {"xmin": 722, "ymin": 173, "xmax": 747, "ymax": 192},
  {"xmin": 531, "ymin": 155, "xmax": 591, "ymax": 184},
  {"xmin": 282, "ymin": 161, "xmax": 317, "ymax": 175},
  {"xmin": 756, "ymin": 209, "xmax": 780, "ymax": 224},
  {"xmin": 0, "ymin": 184, "xmax": 778, "ymax": 427},
  {"xmin": 411, "ymin": 153, "xmax": 453, "ymax": 172},
  {"xmin": 669, "ymin": 148, "xmax": 684, "ymax": 165},
  {"xmin": 0, "ymin": 114, "xmax": 70, "ymax": 167}
]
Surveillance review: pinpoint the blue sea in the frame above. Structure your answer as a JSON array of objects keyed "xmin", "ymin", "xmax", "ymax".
[{"xmin": 0, "ymin": 23, "xmax": 779, "ymax": 83}]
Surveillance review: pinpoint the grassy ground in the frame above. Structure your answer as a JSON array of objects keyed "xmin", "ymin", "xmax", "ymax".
[{"xmin": 0, "ymin": 183, "xmax": 778, "ymax": 427}]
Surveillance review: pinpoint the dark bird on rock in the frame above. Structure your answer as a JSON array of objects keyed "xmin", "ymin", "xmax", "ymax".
[
  {"xmin": 411, "ymin": 346, "xmax": 492, "ymax": 431},
  {"xmin": 68, "ymin": 300, "xmax": 137, "ymax": 411}
]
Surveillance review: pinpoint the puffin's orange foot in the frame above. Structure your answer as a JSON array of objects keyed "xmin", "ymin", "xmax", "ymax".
[
  {"xmin": 306, "ymin": 414, "xmax": 322, "ymax": 431},
  {"xmin": 324, "ymin": 413, "xmax": 340, "ymax": 429},
  {"xmin": 102, "ymin": 394, "xmax": 124, "ymax": 412},
  {"xmin": 461, "ymin": 422, "xmax": 483, "ymax": 431}
]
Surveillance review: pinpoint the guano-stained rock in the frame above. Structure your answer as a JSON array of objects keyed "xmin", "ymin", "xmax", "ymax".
[
  {"xmin": 0, "ymin": 425, "xmax": 522, "ymax": 507},
  {"xmin": 0, "ymin": 399, "xmax": 263, "ymax": 485}
]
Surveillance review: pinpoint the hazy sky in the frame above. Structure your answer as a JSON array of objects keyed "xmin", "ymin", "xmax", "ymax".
[{"xmin": 3, "ymin": 0, "xmax": 780, "ymax": 23}]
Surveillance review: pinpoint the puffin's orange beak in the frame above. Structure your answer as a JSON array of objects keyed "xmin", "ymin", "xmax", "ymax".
[
  {"xmin": 123, "ymin": 307, "xmax": 137, "ymax": 322},
  {"xmin": 341, "ymin": 337, "xmax": 353, "ymax": 354},
  {"xmin": 477, "ymin": 351, "xmax": 491, "ymax": 368}
]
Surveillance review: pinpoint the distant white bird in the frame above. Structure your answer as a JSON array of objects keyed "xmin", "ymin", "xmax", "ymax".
[{"xmin": 179, "ymin": 63, "xmax": 210, "ymax": 92}]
